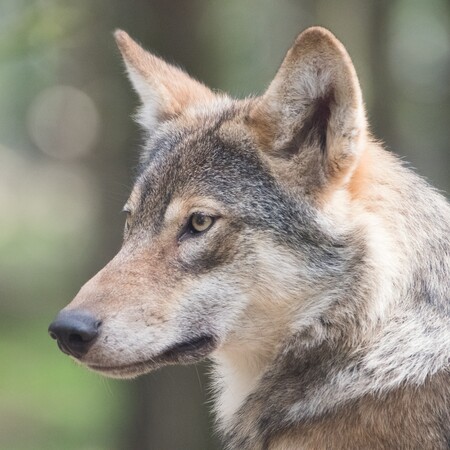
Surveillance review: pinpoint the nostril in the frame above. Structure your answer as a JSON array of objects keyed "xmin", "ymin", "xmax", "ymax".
[
  {"xmin": 49, "ymin": 331, "xmax": 58, "ymax": 340},
  {"xmin": 68, "ymin": 333, "xmax": 84, "ymax": 343}
]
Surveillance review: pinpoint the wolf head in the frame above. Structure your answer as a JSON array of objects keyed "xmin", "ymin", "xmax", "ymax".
[{"xmin": 49, "ymin": 27, "xmax": 368, "ymax": 378}]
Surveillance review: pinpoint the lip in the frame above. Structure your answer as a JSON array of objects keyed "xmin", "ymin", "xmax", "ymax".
[{"xmin": 87, "ymin": 334, "xmax": 216, "ymax": 377}]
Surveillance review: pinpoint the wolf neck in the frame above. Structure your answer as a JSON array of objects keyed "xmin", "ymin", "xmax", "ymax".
[
  {"xmin": 212, "ymin": 323, "xmax": 286, "ymax": 427},
  {"xmin": 212, "ymin": 143, "xmax": 450, "ymax": 430},
  {"xmin": 210, "ymin": 145, "xmax": 389, "ymax": 426}
]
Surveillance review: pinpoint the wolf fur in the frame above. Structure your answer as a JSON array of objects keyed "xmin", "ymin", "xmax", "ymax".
[{"xmin": 52, "ymin": 27, "xmax": 450, "ymax": 449}]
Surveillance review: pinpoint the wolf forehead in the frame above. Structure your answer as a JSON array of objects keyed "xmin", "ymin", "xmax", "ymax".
[
  {"xmin": 132, "ymin": 105, "xmax": 276, "ymax": 219},
  {"xmin": 127, "ymin": 102, "xmax": 327, "ymax": 247}
]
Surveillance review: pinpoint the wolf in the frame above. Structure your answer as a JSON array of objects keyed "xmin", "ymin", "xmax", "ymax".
[{"xmin": 49, "ymin": 27, "xmax": 450, "ymax": 449}]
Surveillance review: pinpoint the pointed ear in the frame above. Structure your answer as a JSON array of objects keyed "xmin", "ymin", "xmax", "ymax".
[
  {"xmin": 249, "ymin": 27, "xmax": 367, "ymax": 195},
  {"xmin": 114, "ymin": 30, "xmax": 215, "ymax": 133}
]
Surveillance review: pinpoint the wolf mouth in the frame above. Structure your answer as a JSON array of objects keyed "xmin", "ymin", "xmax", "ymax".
[
  {"xmin": 160, "ymin": 334, "xmax": 215, "ymax": 359},
  {"xmin": 87, "ymin": 334, "xmax": 216, "ymax": 376}
]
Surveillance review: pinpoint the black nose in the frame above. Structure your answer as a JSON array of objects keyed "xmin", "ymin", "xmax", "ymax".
[{"xmin": 48, "ymin": 310, "xmax": 101, "ymax": 358}]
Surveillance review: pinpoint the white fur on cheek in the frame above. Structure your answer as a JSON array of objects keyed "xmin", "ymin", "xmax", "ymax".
[{"xmin": 211, "ymin": 242, "xmax": 315, "ymax": 428}]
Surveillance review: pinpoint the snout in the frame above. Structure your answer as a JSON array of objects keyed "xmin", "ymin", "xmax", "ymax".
[{"xmin": 48, "ymin": 310, "xmax": 101, "ymax": 359}]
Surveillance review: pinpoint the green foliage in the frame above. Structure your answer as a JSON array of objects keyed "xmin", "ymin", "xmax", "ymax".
[{"xmin": 0, "ymin": 320, "xmax": 126, "ymax": 450}]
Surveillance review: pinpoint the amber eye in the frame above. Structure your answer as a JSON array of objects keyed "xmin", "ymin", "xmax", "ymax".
[{"xmin": 189, "ymin": 213, "xmax": 214, "ymax": 233}]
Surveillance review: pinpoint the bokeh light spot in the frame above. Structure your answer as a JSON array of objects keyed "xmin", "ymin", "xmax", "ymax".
[{"xmin": 27, "ymin": 85, "xmax": 100, "ymax": 159}]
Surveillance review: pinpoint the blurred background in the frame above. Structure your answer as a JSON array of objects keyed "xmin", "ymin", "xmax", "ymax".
[{"xmin": 0, "ymin": 0, "xmax": 448, "ymax": 449}]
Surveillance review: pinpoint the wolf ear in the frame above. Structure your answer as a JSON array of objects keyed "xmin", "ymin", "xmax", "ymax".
[
  {"xmin": 249, "ymin": 27, "xmax": 367, "ymax": 195},
  {"xmin": 114, "ymin": 30, "xmax": 214, "ymax": 133}
]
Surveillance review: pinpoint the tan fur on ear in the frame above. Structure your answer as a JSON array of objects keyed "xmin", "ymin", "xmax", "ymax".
[
  {"xmin": 115, "ymin": 30, "xmax": 214, "ymax": 131},
  {"xmin": 249, "ymin": 26, "xmax": 367, "ymax": 196}
]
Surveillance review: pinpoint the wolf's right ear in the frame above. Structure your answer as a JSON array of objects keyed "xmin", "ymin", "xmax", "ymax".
[
  {"xmin": 248, "ymin": 27, "xmax": 367, "ymax": 196},
  {"xmin": 115, "ymin": 30, "xmax": 214, "ymax": 134}
]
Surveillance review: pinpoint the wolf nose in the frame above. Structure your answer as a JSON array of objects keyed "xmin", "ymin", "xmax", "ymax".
[{"xmin": 48, "ymin": 310, "xmax": 101, "ymax": 358}]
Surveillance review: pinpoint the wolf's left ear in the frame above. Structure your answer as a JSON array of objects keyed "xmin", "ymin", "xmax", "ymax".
[
  {"xmin": 249, "ymin": 27, "xmax": 367, "ymax": 194},
  {"xmin": 115, "ymin": 30, "xmax": 214, "ymax": 133}
]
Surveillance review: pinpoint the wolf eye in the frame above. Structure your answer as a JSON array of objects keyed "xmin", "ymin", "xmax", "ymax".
[
  {"xmin": 189, "ymin": 213, "xmax": 214, "ymax": 234},
  {"xmin": 178, "ymin": 212, "xmax": 217, "ymax": 242}
]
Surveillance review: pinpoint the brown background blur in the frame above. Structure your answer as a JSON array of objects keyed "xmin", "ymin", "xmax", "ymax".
[{"xmin": 0, "ymin": 1, "xmax": 448, "ymax": 449}]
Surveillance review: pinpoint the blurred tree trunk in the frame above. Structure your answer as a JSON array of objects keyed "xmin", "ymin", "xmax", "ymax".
[{"xmin": 367, "ymin": 0, "xmax": 395, "ymax": 148}]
